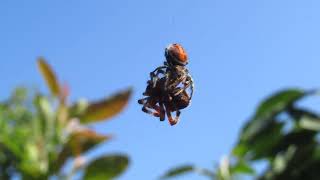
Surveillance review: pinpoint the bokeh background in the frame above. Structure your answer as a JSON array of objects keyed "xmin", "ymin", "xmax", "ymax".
[{"xmin": 1, "ymin": 0, "xmax": 320, "ymax": 179}]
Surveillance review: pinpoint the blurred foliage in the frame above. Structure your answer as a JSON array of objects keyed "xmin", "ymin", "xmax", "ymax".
[
  {"xmin": 0, "ymin": 59, "xmax": 132, "ymax": 179},
  {"xmin": 162, "ymin": 88, "xmax": 320, "ymax": 180}
]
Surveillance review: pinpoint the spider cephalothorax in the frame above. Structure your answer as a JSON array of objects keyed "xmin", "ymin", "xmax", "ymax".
[
  {"xmin": 138, "ymin": 77, "xmax": 190, "ymax": 125},
  {"xmin": 165, "ymin": 43, "xmax": 188, "ymax": 66}
]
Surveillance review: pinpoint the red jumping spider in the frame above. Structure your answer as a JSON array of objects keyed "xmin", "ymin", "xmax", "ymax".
[{"xmin": 138, "ymin": 43, "xmax": 194, "ymax": 125}]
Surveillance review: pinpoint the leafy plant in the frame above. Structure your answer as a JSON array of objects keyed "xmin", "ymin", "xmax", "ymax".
[
  {"xmin": 162, "ymin": 88, "xmax": 320, "ymax": 180},
  {"xmin": 0, "ymin": 58, "xmax": 132, "ymax": 179}
]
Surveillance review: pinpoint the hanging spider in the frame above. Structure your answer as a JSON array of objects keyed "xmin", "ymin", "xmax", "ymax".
[
  {"xmin": 138, "ymin": 77, "xmax": 190, "ymax": 125},
  {"xmin": 150, "ymin": 43, "xmax": 194, "ymax": 100},
  {"xmin": 138, "ymin": 43, "xmax": 194, "ymax": 125}
]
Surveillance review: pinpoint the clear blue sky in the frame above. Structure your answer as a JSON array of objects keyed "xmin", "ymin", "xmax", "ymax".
[{"xmin": 1, "ymin": 0, "xmax": 320, "ymax": 179}]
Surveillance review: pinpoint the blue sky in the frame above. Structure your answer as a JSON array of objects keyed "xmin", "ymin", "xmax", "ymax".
[{"xmin": 1, "ymin": 0, "xmax": 320, "ymax": 179}]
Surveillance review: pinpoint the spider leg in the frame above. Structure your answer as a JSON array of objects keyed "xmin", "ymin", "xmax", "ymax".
[
  {"xmin": 164, "ymin": 73, "xmax": 170, "ymax": 90},
  {"xmin": 138, "ymin": 97, "xmax": 148, "ymax": 104},
  {"xmin": 168, "ymin": 77, "xmax": 181, "ymax": 90},
  {"xmin": 173, "ymin": 81, "xmax": 189, "ymax": 97},
  {"xmin": 175, "ymin": 110, "xmax": 181, "ymax": 122},
  {"xmin": 159, "ymin": 102, "xmax": 165, "ymax": 121},
  {"xmin": 169, "ymin": 74, "xmax": 187, "ymax": 96},
  {"xmin": 189, "ymin": 76, "xmax": 194, "ymax": 100},
  {"xmin": 167, "ymin": 69, "xmax": 188, "ymax": 90},
  {"xmin": 182, "ymin": 75, "xmax": 194, "ymax": 100},
  {"xmin": 152, "ymin": 69, "xmax": 166, "ymax": 87},
  {"xmin": 173, "ymin": 75, "xmax": 194, "ymax": 100},
  {"xmin": 151, "ymin": 65, "xmax": 167, "ymax": 75},
  {"xmin": 142, "ymin": 103, "xmax": 161, "ymax": 117},
  {"xmin": 150, "ymin": 66, "xmax": 167, "ymax": 87},
  {"xmin": 165, "ymin": 107, "xmax": 179, "ymax": 126},
  {"xmin": 165, "ymin": 109, "xmax": 174, "ymax": 125},
  {"xmin": 139, "ymin": 97, "xmax": 162, "ymax": 117},
  {"xmin": 142, "ymin": 106, "xmax": 160, "ymax": 117}
]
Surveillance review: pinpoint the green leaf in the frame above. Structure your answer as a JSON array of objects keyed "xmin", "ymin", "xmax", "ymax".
[
  {"xmin": 271, "ymin": 130, "xmax": 316, "ymax": 155},
  {"xmin": 55, "ymin": 129, "xmax": 110, "ymax": 171},
  {"xmin": 288, "ymin": 108, "xmax": 320, "ymax": 131},
  {"xmin": 160, "ymin": 165, "xmax": 195, "ymax": 179},
  {"xmin": 251, "ymin": 121, "xmax": 285, "ymax": 160},
  {"xmin": 83, "ymin": 154, "xmax": 129, "ymax": 180},
  {"xmin": 241, "ymin": 89, "xmax": 306, "ymax": 142},
  {"xmin": 234, "ymin": 120, "xmax": 284, "ymax": 160},
  {"xmin": 37, "ymin": 58, "xmax": 60, "ymax": 96},
  {"xmin": 79, "ymin": 88, "xmax": 132, "ymax": 124},
  {"xmin": 9, "ymin": 87, "xmax": 28, "ymax": 104},
  {"xmin": 272, "ymin": 146, "xmax": 296, "ymax": 173},
  {"xmin": 33, "ymin": 95, "xmax": 54, "ymax": 136},
  {"xmin": 231, "ymin": 161, "xmax": 255, "ymax": 175},
  {"xmin": 232, "ymin": 144, "xmax": 249, "ymax": 158},
  {"xmin": 261, "ymin": 143, "xmax": 317, "ymax": 180},
  {"xmin": 299, "ymin": 116, "xmax": 320, "ymax": 131}
]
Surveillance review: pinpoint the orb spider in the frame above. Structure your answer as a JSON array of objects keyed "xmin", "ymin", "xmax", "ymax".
[{"xmin": 138, "ymin": 77, "xmax": 190, "ymax": 125}]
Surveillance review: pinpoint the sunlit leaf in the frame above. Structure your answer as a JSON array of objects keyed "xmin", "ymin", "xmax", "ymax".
[
  {"xmin": 161, "ymin": 165, "xmax": 195, "ymax": 179},
  {"xmin": 83, "ymin": 154, "xmax": 129, "ymax": 180},
  {"xmin": 272, "ymin": 146, "xmax": 296, "ymax": 173},
  {"xmin": 232, "ymin": 144, "xmax": 249, "ymax": 158},
  {"xmin": 37, "ymin": 58, "xmax": 60, "ymax": 96},
  {"xmin": 234, "ymin": 120, "xmax": 284, "ymax": 160},
  {"xmin": 55, "ymin": 129, "xmax": 111, "ymax": 171},
  {"xmin": 68, "ymin": 99, "xmax": 89, "ymax": 119},
  {"xmin": 57, "ymin": 104, "xmax": 68, "ymax": 126},
  {"xmin": 241, "ymin": 89, "xmax": 306, "ymax": 142},
  {"xmin": 34, "ymin": 94, "xmax": 54, "ymax": 136},
  {"xmin": 69, "ymin": 129, "xmax": 111, "ymax": 155},
  {"xmin": 230, "ymin": 161, "xmax": 255, "ymax": 175},
  {"xmin": 299, "ymin": 116, "xmax": 320, "ymax": 131},
  {"xmin": 80, "ymin": 88, "xmax": 132, "ymax": 124},
  {"xmin": 288, "ymin": 107, "xmax": 320, "ymax": 131}
]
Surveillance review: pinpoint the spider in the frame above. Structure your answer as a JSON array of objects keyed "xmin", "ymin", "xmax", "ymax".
[
  {"xmin": 138, "ymin": 77, "xmax": 190, "ymax": 125},
  {"xmin": 150, "ymin": 43, "xmax": 194, "ymax": 100}
]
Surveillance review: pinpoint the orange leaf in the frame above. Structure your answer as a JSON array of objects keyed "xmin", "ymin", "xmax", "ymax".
[
  {"xmin": 55, "ymin": 129, "xmax": 111, "ymax": 171},
  {"xmin": 80, "ymin": 88, "xmax": 132, "ymax": 124},
  {"xmin": 37, "ymin": 58, "xmax": 60, "ymax": 96},
  {"xmin": 69, "ymin": 129, "xmax": 111, "ymax": 155}
]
